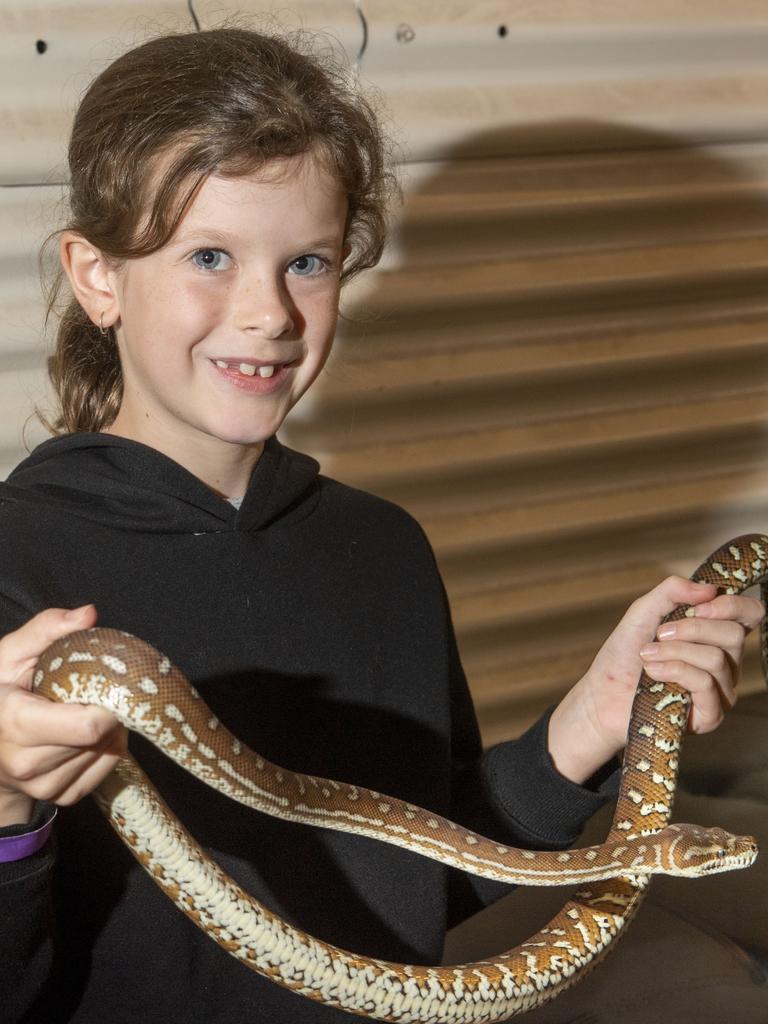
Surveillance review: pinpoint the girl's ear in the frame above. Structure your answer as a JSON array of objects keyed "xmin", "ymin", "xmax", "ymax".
[{"xmin": 59, "ymin": 231, "xmax": 122, "ymax": 332}]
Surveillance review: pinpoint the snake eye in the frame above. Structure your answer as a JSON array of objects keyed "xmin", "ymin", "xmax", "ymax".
[{"xmin": 716, "ymin": 849, "xmax": 726, "ymax": 858}]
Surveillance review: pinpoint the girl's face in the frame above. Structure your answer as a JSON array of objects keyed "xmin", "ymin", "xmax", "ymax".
[{"xmin": 103, "ymin": 152, "xmax": 348, "ymax": 491}]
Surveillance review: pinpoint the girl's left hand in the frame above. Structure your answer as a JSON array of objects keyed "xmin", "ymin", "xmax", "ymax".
[{"xmin": 547, "ymin": 576, "xmax": 765, "ymax": 785}]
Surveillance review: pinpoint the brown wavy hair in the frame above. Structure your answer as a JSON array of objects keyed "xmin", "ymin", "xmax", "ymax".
[{"xmin": 38, "ymin": 23, "xmax": 399, "ymax": 434}]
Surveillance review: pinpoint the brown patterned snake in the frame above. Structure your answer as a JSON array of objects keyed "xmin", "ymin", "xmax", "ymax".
[{"xmin": 33, "ymin": 535, "xmax": 763, "ymax": 1020}]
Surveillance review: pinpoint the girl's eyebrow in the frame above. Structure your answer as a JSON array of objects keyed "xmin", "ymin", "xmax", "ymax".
[
  {"xmin": 172, "ymin": 228, "xmax": 234, "ymax": 246},
  {"xmin": 172, "ymin": 229, "xmax": 342, "ymax": 251},
  {"xmin": 297, "ymin": 237, "xmax": 342, "ymax": 251}
]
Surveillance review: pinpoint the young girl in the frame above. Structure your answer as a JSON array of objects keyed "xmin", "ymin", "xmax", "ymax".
[{"xmin": 0, "ymin": 25, "xmax": 762, "ymax": 1024}]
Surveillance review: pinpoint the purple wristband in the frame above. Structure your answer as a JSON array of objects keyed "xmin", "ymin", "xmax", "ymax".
[{"xmin": 0, "ymin": 807, "xmax": 57, "ymax": 863}]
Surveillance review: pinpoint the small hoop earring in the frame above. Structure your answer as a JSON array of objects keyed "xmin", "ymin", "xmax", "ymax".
[{"xmin": 99, "ymin": 312, "xmax": 108, "ymax": 337}]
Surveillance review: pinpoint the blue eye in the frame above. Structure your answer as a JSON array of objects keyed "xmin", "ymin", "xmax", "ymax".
[
  {"xmin": 288, "ymin": 254, "xmax": 326, "ymax": 277},
  {"xmin": 191, "ymin": 248, "xmax": 232, "ymax": 272}
]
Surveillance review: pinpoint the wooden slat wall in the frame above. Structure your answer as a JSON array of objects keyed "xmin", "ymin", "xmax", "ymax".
[{"xmin": 4, "ymin": 2, "xmax": 768, "ymax": 744}]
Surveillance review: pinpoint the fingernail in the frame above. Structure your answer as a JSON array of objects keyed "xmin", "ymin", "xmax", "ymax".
[
  {"xmin": 64, "ymin": 604, "xmax": 92, "ymax": 620},
  {"xmin": 640, "ymin": 643, "xmax": 660, "ymax": 657},
  {"xmin": 657, "ymin": 625, "xmax": 676, "ymax": 639}
]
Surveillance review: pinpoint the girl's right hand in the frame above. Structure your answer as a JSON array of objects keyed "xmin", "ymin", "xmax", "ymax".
[{"xmin": 0, "ymin": 605, "xmax": 127, "ymax": 826}]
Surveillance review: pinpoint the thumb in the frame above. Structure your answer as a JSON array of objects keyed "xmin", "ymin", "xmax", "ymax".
[
  {"xmin": 627, "ymin": 578, "xmax": 717, "ymax": 632},
  {"xmin": 0, "ymin": 605, "xmax": 98, "ymax": 688}
]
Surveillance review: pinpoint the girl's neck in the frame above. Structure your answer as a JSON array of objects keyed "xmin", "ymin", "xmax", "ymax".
[{"xmin": 103, "ymin": 414, "xmax": 264, "ymax": 499}]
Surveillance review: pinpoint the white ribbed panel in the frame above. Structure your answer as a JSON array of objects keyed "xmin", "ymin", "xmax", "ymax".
[
  {"xmin": 195, "ymin": 0, "xmax": 362, "ymax": 55},
  {"xmin": 0, "ymin": 182, "xmax": 58, "ymax": 468},
  {"xmin": 357, "ymin": 1, "xmax": 768, "ymax": 159},
  {"xmin": 0, "ymin": 3, "xmax": 195, "ymax": 185},
  {"xmin": 2, "ymin": 3, "xmax": 768, "ymax": 741}
]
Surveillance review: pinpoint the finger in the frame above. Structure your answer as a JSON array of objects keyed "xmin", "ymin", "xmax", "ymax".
[
  {"xmin": 627, "ymin": 578, "xmax": 718, "ymax": 631},
  {"xmin": 20, "ymin": 737, "xmax": 126, "ymax": 805},
  {"xmin": 641, "ymin": 640, "xmax": 736, "ymax": 704},
  {"xmin": 1, "ymin": 723, "xmax": 123, "ymax": 784},
  {"xmin": 46, "ymin": 746, "xmax": 126, "ymax": 806},
  {"xmin": 0, "ymin": 605, "xmax": 98, "ymax": 688},
  {"xmin": 642, "ymin": 660, "xmax": 730, "ymax": 731},
  {"xmin": 655, "ymin": 617, "xmax": 746, "ymax": 653},
  {"xmin": 0, "ymin": 686, "xmax": 120, "ymax": 757},
  {"xmin": 687, "ymin": 593, "xmax": 765, "ymax": 630}
]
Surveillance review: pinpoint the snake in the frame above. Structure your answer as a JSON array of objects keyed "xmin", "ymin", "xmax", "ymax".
[{"xmin": 32, "ymin": 534, "xmax": 763, "ymax": 1021}]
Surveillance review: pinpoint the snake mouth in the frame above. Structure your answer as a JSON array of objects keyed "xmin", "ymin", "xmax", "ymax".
[{"xmin": 701, "ymin": 848, "xmax": 758, "ymax": 873}]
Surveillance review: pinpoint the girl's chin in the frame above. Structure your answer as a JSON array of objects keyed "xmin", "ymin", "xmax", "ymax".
[
  {"xmin": 205, "ymin": 417, "xmax": 286, "ymax": 448},
  {"xmin": 209, "ymin": 430, "xmax": 276, "ymax": 448}
]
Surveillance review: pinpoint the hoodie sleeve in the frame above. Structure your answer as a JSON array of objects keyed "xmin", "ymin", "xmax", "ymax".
[
  {"xmin": 0, "ymin": 804, "xmax": 57, "ymax": 1022},
  {"xmin": 441, "ymin": 578, "xmax": 620, "ymax": 925},
  {"xmin": 0, "ymin": 591, "xmax": 57, "ymax": 1022}
]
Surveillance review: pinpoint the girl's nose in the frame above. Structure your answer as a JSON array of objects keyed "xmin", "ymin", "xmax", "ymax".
[{"xmin": 235, "ymin": 279, "xmax": 295, "ymax": 339}]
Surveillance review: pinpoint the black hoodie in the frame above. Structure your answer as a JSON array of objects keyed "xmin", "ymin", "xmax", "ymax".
[{"xmin": 0, "ymin": 433, "xmax": 615, "ymax": 1023}]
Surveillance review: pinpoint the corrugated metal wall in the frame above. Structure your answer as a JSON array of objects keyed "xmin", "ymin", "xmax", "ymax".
[{"xmin": 3, "ymin": 2, "xmax": 768, "ymax": 743}]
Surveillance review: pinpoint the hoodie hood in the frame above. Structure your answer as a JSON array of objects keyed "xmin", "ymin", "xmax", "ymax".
[{"xmin": 1, "ymin": 432, "xmax": 320, "ymax": 534}]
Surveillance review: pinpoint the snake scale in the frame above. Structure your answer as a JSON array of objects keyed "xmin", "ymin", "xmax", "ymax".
[{"xmin": 33, "ymin": 534, "xmax": 763, "ymax": 1021}]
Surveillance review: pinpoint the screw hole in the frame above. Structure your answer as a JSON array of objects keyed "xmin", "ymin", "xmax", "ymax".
[
  {"xmin": 497, "ymin": 25, "xmax": 508, "ymax": 38},
  {"xmin": 35, "ymin": 39, "xmax": 48, "ymax": 54}
]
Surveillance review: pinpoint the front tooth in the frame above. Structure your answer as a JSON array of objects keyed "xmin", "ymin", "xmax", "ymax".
[
  {"xmin": 215, "ymin": 360, "xmax": 229, "ymax": 369},
  {"xmin": 238, "ymin": 363, "xmax": 257, "ymax": 377},
  {"xmin": 258, "ymin": 365, "xmax": 275, "ymax": 378}
]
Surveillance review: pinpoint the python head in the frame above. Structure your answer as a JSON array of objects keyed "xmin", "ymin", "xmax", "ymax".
[{"xmin": 662, "ymin": 823, "xmax": 758, "ymax": 877}]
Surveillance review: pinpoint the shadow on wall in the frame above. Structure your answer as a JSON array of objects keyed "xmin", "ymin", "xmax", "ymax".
[
  {"xmin": 288, "ymin": 120, "xmax": 768, "ymax": 1024},
  {"xmin": 284, "ymin": 119, "xmax": 768, "ymax": 744}
]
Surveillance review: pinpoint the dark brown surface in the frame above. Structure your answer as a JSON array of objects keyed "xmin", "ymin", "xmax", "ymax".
[{"xmin": 445, "ymin": 693, "xmax": 768, "ymax": 1022}]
